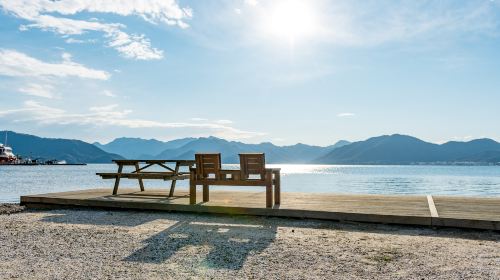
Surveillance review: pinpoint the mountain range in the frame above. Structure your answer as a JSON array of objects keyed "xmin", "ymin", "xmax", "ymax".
[
  {"xmin": 1, "ymin": 131, "xmax": 122, "ymax": 163},
  {"xmin": 314, "ymin": 134, "xmax": 500, "ymax": 164},
  {"xmin": 3, "ymin": 130, "xmax": 500, "ymax": 165},
  {"xmin": 95, "ymin": 137, "xmax": 350, "ymax": 163},
  {"xmin": 93, "ymin": 137, "xmax": 195, "ymax": 158}
]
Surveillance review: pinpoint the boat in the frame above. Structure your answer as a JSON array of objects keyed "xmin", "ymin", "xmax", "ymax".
[
  {"xmin": 0, "ymin": 143, "xmax": 17, "ymax": 164},
  {"xmin": 0, "ymin": 132, "xmax": 86, "ymax": 166}
]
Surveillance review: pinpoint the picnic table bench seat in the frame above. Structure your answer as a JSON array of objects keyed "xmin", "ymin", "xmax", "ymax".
[{"xmin": 96, "ymin": 172, "xmax": 190, "ymax": 180}]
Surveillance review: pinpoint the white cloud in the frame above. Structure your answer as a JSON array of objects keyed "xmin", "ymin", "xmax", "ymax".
[
  {"xmin": 106, "ymin": 31, "xmax": 163, "ymax": 60},
  {"xmin": 191, "ymin": 118, "xmax": 233, "ymax": 124},
  {"xmin": 245, "ymin": 0, "xmax": 259, "ymax": 7},
  {"xmin": 191, "ymin": 117, "xmax": 208, "ymax": 121},
  {"xmin": 0, "ymin": 49, "xmax": 110, "ymax": 80},
  {"xmin": 0, "ymin": 101, "xmax": 265, "ymax": 140},
  {"xmin": 89, "ymin": 104, "xmax": 120, "ymax": 112},
  {"xmin": 451, "ymin": 136, "xmax": 474, "ymax": 142},
  {"xmin": 18, "ymin": 83, "xmax": 56, "ymax": 99},
  {"xmin": 337, "ymin": 113, "xmax": 355, "ymax": 118},
  {"xmin": 65, "ymin": 38, "xmax": 97, "ymax": 44},
  {"xmin": 102, "ymin": 90, "xmax": 117, "ymax": 97},
  {"xmin": 0, "ymin": 0, "xmax": 192, "ymax": 60},
  {"xmin": 234, "ymin": 8, "xmax": 242, "ymax": 15},
  {"xmin": 216, "ymin": 119, "xmax": 233, "ymax": 124},
  {"xmin": 0, "ymin": 100, "xmax": 65, "ymax": 121}
]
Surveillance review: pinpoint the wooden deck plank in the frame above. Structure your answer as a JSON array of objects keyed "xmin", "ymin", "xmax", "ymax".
[
  {"xmin": 20, "ymin": 188, "xmax": 500, "ymax": 230},
  {"xmin": 431, "ymin": 196, "xmax": 500, "ymax": 230}
]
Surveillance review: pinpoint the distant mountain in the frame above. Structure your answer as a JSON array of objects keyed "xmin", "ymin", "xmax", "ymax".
[
  {"xmin": 2, "ymin": 131, "xmax": 123, "ymax": 163},
  {"xmin": 153, "ymin": 137, "xmax": 348, "ymax": 163},
  {"xmin": 94, "ymin": 137, "xmax": 195, "ymax": 158},
  {"xmin": 314, "ymin": 134, "xmax": 500, "ymax": 165},
  {"xmin": 457, "ymin": 150, "xmax": 500, "ymax": 163},
  {"xmin": 5, "ymin": 131, "xmax": 498, "ymax": 165},
  {"xmin": 330, "ymin": 140, "xmax": 351, "ymax": 149}
]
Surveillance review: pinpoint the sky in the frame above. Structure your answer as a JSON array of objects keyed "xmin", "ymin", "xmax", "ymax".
[{"xmin": 0, "ymin": 0, "xmax": 499, "ymax": 146}]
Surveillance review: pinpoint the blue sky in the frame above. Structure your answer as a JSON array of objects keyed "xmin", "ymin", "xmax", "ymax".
[{"xmin": 0, "ymin": 0, "xmax": 499, "ymax": 146}]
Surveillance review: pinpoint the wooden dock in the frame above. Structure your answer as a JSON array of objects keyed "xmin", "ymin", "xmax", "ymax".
[{"xmin": 20, "ymin": 188, "xmax": 500, "ymax": 230}]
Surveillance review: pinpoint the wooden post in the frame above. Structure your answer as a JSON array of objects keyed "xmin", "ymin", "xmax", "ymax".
[
  {"xmin": 266, "ymin": 184, "xmax": 272, "ymax": 208},
  {"xmin": 189, "ymin": 173, "xmax": 196, "ymax": 205},
  {"xmin": 266, "ymin": 172, "xmax": 273, "ymax": 208},
  {"xmin": 135, "ymin": 162, "xmax": 145, "ymax": 191},
  {"xmin": 274, "ymin": 170, "xmax": 281, "ymax": 205},
  {"xmin": 203, "ymin": 184, "xmax": 209, "ymax": 202},
  {"xmin": 112, "ymin": 164, "xmax": 123, "ymax": 195},
  {"xmin": 168, "ymin": 163, "xmax": 180, "ymax": 197}
]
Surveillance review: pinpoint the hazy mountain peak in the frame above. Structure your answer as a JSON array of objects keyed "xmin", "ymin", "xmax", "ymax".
[
  {"xmin": 315, "ymin": 134, "xmax": 500, "ymax": 164},
  {"xmin": 331, "ymin": 140, "xmax": 351, "ymax": 147}
]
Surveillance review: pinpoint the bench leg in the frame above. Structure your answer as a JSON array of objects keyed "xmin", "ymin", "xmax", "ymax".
[
  {"xmin": 265, "ymin": 172, "xmax": 273, "ymax": 208},
  {"xmin": 203, "ymin": 184, "xmax": 209, "ymax": 202},
  {"xmin": 274, "ymin": 171, "xmax": 281, "ymax": 205},
  {"xmin": 112, "ymin": 165, "xmax": 123, "ymax": 195},
  {"xmin": 266, "ymin": 184, "xmax": 273, "ymax": 208},
  {"xmin": 135, "ymin": 163, "xmax": 145, "ymax": 191},
  {"xmin": 190, "ymin": 181, "xmax": 196, "ymax": 205}
]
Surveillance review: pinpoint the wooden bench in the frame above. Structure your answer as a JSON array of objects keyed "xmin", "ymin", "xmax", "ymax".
[
  {"xmin": 189, "ymin": 153, "xmax": 281, "ymax": 208},
  {"xmin": 97, "ymin": 159, "xmax": 195, "ymax": 196}
]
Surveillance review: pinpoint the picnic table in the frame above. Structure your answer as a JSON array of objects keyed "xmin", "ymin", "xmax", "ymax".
[{"xmin": 96, "ymin": 159, "xmax": 195, "ymax": 197}]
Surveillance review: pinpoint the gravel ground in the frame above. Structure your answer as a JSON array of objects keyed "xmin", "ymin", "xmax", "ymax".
[
  {"xmin": 0, "ymin": 209, "xmax": 498, "ymax": 279},
  {"xmin": 0, "ymin": 203, "xmax": 25, "ymax": 215}
]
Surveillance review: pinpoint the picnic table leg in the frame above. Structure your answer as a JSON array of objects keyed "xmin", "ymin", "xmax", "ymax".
[
  {"xmin": 274, "ymin": 171, "xmax": 281, "ymax": 205},
  {"xmin": 203, "ymin": 185, "xmax": 209, "ymax": 202},
  {"xmin": 168, "ymin": 163, "xmax": 180, "ymax": 197},
  {"xmin": 134, "ymin": 162, "xmax": 145, "ymax": 191},
  {"xmin": 112, "ymin": 164, "xmax": 123, "ymax": 195}
]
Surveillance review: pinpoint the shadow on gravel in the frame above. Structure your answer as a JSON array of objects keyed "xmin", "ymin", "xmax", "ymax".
[
  {"xmin": 41, "ymin": 209, "xmax": 162, "ymax": 227},
  {"xmin": 42, "ymin": 210, "xmax": 278, "ymax": 270},
  {"xmin": 124, "ymin": 219, "xmax": 277, "ymax": 270},
  {"xmin": 39, "ymin": 209, "xmax": 499, "ymax": 269}
]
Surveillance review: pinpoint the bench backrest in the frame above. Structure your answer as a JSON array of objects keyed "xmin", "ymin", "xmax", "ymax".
[
  {"xmin": 195, "ymin": 153, "xmax": 222, "ymax": 179},
  {"xmin": 239, "ymin": 153, "xmax": 266, "ymax": 180}
]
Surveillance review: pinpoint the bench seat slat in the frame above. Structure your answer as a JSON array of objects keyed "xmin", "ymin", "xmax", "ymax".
[
  {"xmin": 191, "ymin": 179, "xmax": 269, "ymax": 186},
  {"xmin": 96, "ymin": 172, "xmax": 189, "ymax": 180}
]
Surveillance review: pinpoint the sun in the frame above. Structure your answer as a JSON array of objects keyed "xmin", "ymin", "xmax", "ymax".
[{"xmin": 266, "ymin": 1, "xmax": 318, "ymax": 43}]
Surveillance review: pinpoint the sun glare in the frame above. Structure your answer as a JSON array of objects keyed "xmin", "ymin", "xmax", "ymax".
[{"xmin": 267, "ymin": 1, "xmax": 318, "ymax": 44}]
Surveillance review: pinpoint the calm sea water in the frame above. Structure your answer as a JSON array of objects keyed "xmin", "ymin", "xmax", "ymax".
[{"xmin": 1, "ymin": 164, "xmax": 499, "ymax": 203}]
